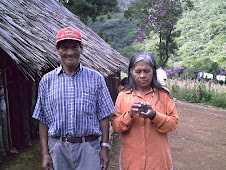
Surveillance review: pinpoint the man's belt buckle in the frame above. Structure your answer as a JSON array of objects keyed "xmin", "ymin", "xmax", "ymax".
[{"xmin": 65, "ymin": 137, "xmax": 70, "ymax": 144}]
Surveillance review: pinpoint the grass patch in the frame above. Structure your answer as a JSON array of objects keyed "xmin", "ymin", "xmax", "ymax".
[{"xmin": 167, "ymin": 79, "xmax": 226, "ymax": 108}]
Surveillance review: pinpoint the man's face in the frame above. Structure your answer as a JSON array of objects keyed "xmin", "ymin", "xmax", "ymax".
[{"xmin": 56, "ymin": 40, "xmax": 83, "ymax": 69}]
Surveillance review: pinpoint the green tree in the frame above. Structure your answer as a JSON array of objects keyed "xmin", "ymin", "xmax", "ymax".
[
  {"xmin": 91, "ymin": 12, "xmax": 138, "ymax": 59},
  {"xmin": 124, "ymin": 0, "xmax": 193, "ymax": 65},
  {"xmin": 60, "ymin": 0, "xmax": 118, "ymax": 25},
  {"xmin": 170, "ymin": 0, "xmax": 226, "ymax": 69},
  {"xmin": 192, "ymin": 57, "xmax": 219, "ymax": 73}
]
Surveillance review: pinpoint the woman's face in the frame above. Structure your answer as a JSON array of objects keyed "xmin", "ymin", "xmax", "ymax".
[{"xmin": 131, "ymin": 61, "xmax": 153, "ymax": 90}]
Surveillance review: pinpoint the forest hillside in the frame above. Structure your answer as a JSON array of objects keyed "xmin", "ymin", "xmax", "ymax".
[
  {"xmin": 171, "ymin": 0, "xmax": 225, "ymax": 70},
  {"xmin": 91, "ymin": 0, "xmax": 225, "ymax": 73}
]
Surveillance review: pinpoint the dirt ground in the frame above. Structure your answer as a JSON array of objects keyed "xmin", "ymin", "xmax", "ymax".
[{"xmin": 1, "ymin": 100, "xmax": 225, "ymax": 170}]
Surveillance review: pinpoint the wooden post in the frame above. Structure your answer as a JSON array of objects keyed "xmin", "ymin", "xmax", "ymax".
[
  {"xmin": 22, "ymin": 81, "xmax": 31, "ymax": 146},
  {"xmin": 208, "ymin": 80, "xmax": 211, "ymax": 93},
  {"xmin": 3, "ymin": 60, "xmax": 12, "ymax": 148},
  {"xmin": 30, "ymin": 80, "xmax": 39, "ymax": 138},
  {"xmin": 0, "ymin": 72, "xmax": 10, "ymax": 156},
  {"xmin": 0, "ymin": 74, "xmax": 6, "ymax": 162}
]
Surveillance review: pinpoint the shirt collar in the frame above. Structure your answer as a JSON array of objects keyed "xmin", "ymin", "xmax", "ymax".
[
  {"xmin": 126, "ymin": 87, "xmax": 155, "ymax": 95},
  {"xmin": 56, "ymin": 63, "xmax": 83, "ymax": 75},
  {"xmin": 56, "ymin": 65, "xmax": 63, "ymax": 74}
]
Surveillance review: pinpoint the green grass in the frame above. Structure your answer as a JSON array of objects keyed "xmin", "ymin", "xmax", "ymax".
[{"xmin": 167, "ymin": 79, "xmax": 226, "ymax": 108}]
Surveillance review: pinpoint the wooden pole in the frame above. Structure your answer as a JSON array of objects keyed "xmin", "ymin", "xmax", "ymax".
[
  {"xmin": 0, "ymin": 74, "xmax": 6, "ymax": 162},
  {"xmin": 0, "ymin": 71, "xmax": 10, "ymax": 155},
  {"xmin": 3, "ymin": 60, "xmax": 12, "ymax": 148}
]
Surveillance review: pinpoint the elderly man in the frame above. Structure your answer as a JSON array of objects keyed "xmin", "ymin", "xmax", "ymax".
[{"xmin": 33, "ymin": 27, "xmax": 114, "ymax": 170}]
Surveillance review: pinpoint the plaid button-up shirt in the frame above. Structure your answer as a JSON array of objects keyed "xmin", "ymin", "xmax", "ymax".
[{"xmin": 32, "ymin": 64, "xmax": 115, "ymax": 137}]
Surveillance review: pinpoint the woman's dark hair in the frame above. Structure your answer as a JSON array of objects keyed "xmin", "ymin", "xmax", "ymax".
[
  {"xmin": 56, "ymin": 40, "xmax": 83, "ymax": 49},
  {"xmin": 160, "ymin": 63, "xmax": 165, "ymax": 68},
  {"xmin": 124, "ymin": 51, "xmax": 170, "ymax": 96},
  {"xmin": 121, "ymin": 77, "xmax": 128, "ymax": 86}
]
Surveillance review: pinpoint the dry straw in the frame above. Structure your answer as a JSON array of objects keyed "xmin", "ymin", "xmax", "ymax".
[{"xmin": 0, "ymin": 0, "xmax": 129, "ymax": 80}]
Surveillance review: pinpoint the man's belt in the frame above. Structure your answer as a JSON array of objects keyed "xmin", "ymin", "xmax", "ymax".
[{"xmin": 54, "ymin": 135, "xmax": 99, "ymax": 143}]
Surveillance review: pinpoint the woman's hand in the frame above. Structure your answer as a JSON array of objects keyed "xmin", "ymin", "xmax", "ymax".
[
  {"xmin": 139, "ymin": 103, "xmax": 156, "ymax": 120},
  {"xmin": 128, "ymin": 101, "xmax": 142, "ymax": 118}
]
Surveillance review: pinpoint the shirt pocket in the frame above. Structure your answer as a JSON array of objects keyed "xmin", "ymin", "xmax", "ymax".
[{"xmin": 78, "ymin": 93, "xmax": 96, "ymax": 115}]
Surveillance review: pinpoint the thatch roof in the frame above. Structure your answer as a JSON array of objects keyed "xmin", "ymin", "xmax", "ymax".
[{"xmin": 0, "ymin": 0, "xmax": 129, "ymax": 80}]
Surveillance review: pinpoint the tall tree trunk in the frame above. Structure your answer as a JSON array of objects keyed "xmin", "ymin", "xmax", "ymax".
[
  {"xmin": 164, "ymin": 28, "xmax": 172, "ymax": 64},
  {"xmin": 159, "ymin": 32, "xmax": 163, "ymax": 63}
]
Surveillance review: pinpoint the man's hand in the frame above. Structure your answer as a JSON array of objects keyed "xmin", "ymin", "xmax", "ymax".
[
  {"xmin": 39, "ymin": 121, "xmax": 52, "ymax": 170},
  {"xmin": 100, "ymin": 147, "xmax": 109, "ymax": 170},
  {"xmin": 42, "ymin": 154, "xmax": 53, "ymax": 170}
]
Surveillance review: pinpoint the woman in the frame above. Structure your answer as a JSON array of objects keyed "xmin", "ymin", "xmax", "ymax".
[
  {"xmin": 111, "ymin": 52, "xmax": 179, "ymax": 170},
  {"xmin": 117, "ymin": 77, "xmax": 128, "ymax": 94}
]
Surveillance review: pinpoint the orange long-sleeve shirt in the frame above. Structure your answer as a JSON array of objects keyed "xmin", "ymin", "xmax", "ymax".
[
  {"xmin": 117, "ymin": 85, "xmax": 125, "ymax": 94},
  {"xmin": 111, "ymin": 88, "xmax": 179, "ymax": 170}
]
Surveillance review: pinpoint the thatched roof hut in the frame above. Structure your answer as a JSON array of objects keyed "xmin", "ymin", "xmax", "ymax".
[
  {"xmin": 0, "ymin": 0, "xmax": 129, "ymax": 159},
  {"xmin": 0, "ymin": 0, "xmax": 128, "ymax": 80}
]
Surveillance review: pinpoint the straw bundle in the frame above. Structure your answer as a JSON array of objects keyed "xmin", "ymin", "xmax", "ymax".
[{"xmin": 0, "ymin": 0, "xmax": 129, "ymax": 80}]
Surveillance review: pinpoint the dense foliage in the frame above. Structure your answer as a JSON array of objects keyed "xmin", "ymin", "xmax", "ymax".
[
  {"xmin": 124, "ymin": 0, "xmax": 193, "ymax": 65},
  {"xmin": 91, "ymin": 0, "xmax": 225, "ymax": 74},
  {"xmin": 60, "ymin": 0, "xmax": 118, "ymax": 25},
  {"xmin": 169, "ymin": 0, "xmax": 226, "ymax": 71},
  {"xmin": 91, "ymin": 0, "xmax": 140, "ymax": 58},
  {"xmin": 92, "ymin": 13, "xmax": 139, "ymax": 58},
  {"xmin": 61, "ymin": 0, "xmax": 225, "ymax": 75}
]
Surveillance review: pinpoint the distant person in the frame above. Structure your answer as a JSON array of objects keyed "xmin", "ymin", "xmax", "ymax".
[
  {"xmin": 32, "ymin": 27, "xmax": 114, "ymax": 170},
  {"xmin": 112, "ymin": 52, "xmax": 179, "ymax": 170},
  {"xmin": 117, "ymin": 77, "xmax": 128, "ymax": 94},
  {"xmin": 157, "ymin": 64, "xmax": 167, "ymax": 86}
]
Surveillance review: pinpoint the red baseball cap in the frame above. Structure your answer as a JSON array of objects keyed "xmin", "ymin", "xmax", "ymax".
[{"xmin": 56, "ymin": 27, "xmax": 82, "ymax": 43}]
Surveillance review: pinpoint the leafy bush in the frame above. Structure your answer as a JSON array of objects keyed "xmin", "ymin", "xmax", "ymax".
[
  {"xmin": 166, "ymin": 66, "xmax": 185, "ymax": 78},
  {"xmin": 186, "ymin": 92, "xmax": 194, "ymax": 102},
  {"xmin": 211, "ymin": 93, "xmax": 226, "ymax": 108},
  {"xmin": 200, "ymin": 91, "xmax": 212, "ymax": 103},
  {"xmin": 215, "ymin": 67, "xmax": 226, "ymax": 76}
]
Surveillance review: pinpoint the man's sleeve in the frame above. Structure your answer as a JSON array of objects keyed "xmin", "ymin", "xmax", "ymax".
[
  {"xmin": 96, "ymin": 76, "xmax": 115, "ymax": 120},
  {"xmin": 32, "ymin": 78, "xmax": 48, "ymax": 125}
]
